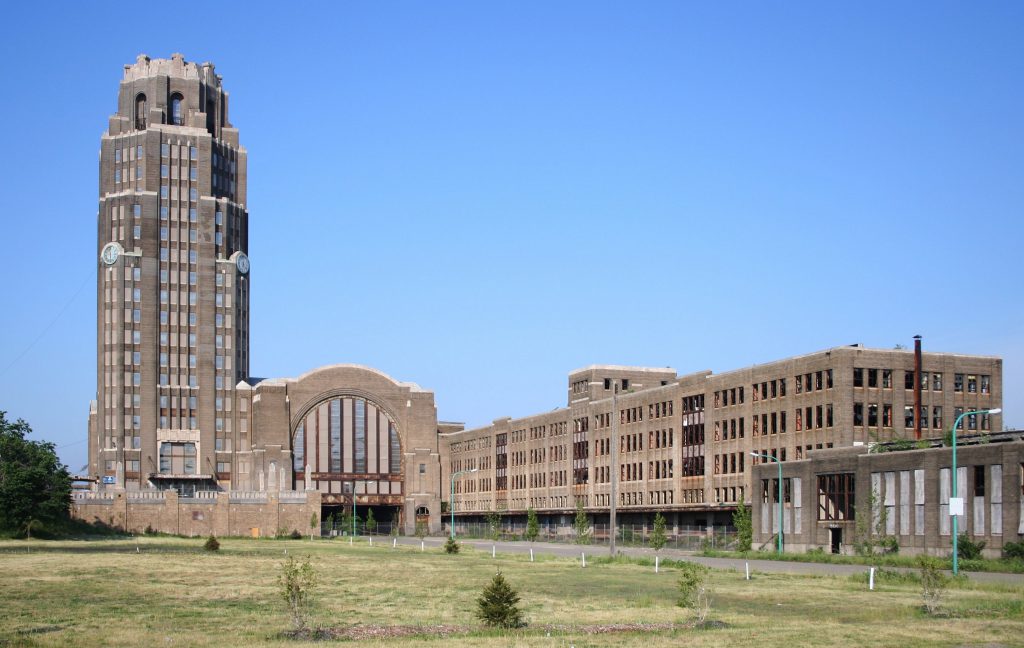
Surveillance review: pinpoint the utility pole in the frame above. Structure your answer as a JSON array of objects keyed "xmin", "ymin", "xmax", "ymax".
[{"xmin": 609, "ymin": 379, "xmax": 618, "ymax": 556}]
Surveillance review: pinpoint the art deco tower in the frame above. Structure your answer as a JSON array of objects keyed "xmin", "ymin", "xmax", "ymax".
[{"xmin": 89, "ymin": 54, "xmax": 250, "ymax": 493}]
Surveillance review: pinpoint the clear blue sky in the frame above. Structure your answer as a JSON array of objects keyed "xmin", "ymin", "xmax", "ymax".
[{"xmin": 0, "ymin": 2, "xmax": 1021, "ymax": 471}]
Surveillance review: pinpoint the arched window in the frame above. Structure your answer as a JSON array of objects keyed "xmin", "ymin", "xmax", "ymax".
[
  {"xmin": 170, "ymin": 93, "xmax": 184, "ymax": 125},
  {"xmin": 135, "ymin": 93, "xmax": 147, "ymax": 129}
]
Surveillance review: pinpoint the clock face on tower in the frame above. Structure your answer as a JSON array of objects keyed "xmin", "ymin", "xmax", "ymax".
[
  {"xmin": 236, "ymin": 251, "xmax": 250, "ymax": 275},
  {"xmin": 100, "ymin": 242, "xmax": 122, "ymax": 266}
]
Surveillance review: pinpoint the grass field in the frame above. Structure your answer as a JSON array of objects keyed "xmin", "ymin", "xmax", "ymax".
[{"xmin": 0, "ymin": 537, "xmax": 1021, "ymax": 647}]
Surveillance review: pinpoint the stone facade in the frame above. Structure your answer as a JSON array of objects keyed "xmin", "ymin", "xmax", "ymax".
[
  {"xmin": 442, "ymin": 347, "xmax": 1003, "ymax": 530},
  {"xmin": 752, "ymin": 434, "xmax": 1024, "ymax": 557}
]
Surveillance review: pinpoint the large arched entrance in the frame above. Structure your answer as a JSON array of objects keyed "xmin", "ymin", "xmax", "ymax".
[{"xmin": 292, "ymin": 395, "xmax": 404, "ymax": 533}]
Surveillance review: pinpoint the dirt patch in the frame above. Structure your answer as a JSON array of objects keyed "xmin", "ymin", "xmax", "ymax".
[{"xmin": 284, "ymin": 621, "xmax": 700, "ymax": 641}]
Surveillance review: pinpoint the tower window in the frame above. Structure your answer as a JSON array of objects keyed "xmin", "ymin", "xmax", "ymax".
[
  {"xmin": 135, "ymin": 93, "xmax": 147, "ymax": 129},
  {"xmin": 171, "ymin": 94, "xmax": 184, "ymax": 125}
]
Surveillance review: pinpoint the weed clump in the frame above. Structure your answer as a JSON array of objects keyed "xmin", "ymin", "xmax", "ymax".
[
  {"xmin": 279, "ymin": 556, "xmax": 317, "ymax": 631},
  {"xmin": 918, "ymin": 555, "xmax": 948, "ymax": 616}
]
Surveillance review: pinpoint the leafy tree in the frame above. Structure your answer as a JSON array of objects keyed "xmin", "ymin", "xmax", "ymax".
[
  {"xmin": 485, "ymin": 508, "xmax": 503, "ymax": 541},
  {"xmin": 677, "ymin": 562, "xmax": 711, "ymax": 623},
  {"xmin": 365, "ymin": 509, "xmax": 377, "ymax": 534},
  {"xmin": 475, "ymin": 571, "xmax": 525, "ymax": 629},
  {"xmin": 415, "ymin": 520, "xmax": 428, "ymax": 540},
  {"xmin": 573, "ymin": 501, "xmax": 591, "ymax": 545},
  {"xmin": 650, "ymin": 512, "xmax": 667, "ymax": 552},
  {"xmin": 278, "ymin": 556, "xmax": 317, "ymax": 631},
  {"xmin": 0, "ymin": 411, "xmax": 71, "ymax": 534},
  {"xmin": 309, "ymin": 512, "xmax": 318, "ymax": 540},
  {"xmin": 732, "ymin": 502, "xmax": 752, "ymax": 552},
  {"xmin": 525, "ymin": 507, "xmax": 539, "ymax": 543},
  {"xmin": 917, "ymin": 555, "xmax": 947, "ymax": 615}
]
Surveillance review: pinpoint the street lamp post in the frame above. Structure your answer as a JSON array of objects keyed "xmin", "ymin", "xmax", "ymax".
[
  {"xmin": 751, "ymin": 452, "xmax": 783, "ymax": 555},
  {"xmin": 450, "ymin": 467, "xmax": 479, "ymax": 540},
  {"xmin": 951, "ymin": 407, "xmax": 1001, "ymax": 575}
]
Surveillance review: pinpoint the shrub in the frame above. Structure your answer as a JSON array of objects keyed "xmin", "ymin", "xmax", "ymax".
[
  {"xmin": 444, "ymin": 537, "xmax": 460, "ymax": 554},
  {"xmin": 414, "ymin": 521, "xmax": 428, "ymax": 540},
  {"xmin": 918, "ymin": 555, "xmax": 947, "ymax": 615},
  {"xmin": 732, "ymin": 503, "xmax": 752, "ymax": 552},
  {"xmin": 279, "ymin": 556, "xmax": 317, "ymax": 631},
  {"xmin": 1002, "ymin": 540, "xmax": 1024, "ymax": 560},
  {"xmin": 486, "ymin": 509, "xmax": 503, "ymax": 541},
  {"xmin": 677, "ymin": 562, "xmax": 711, "ymax": 623},
  {"xmin": 204, "ymin": 535, "xmax": 220, "ymax": 551},
  {"xmin": 476, "ymin": 571, "xmax": 525, "ymax": 629},
  {"xmin": 290, "ymin": 529, "xmax": 302, "ymax": 540},
  {"xmin": 957, "ymin": 533, "xmax": 985, "ymax": 560}
]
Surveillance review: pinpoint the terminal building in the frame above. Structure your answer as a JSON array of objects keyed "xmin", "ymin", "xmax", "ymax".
[{"xmin": 77, "ymin": 55, "xmax": 1018, "ymax": 554}]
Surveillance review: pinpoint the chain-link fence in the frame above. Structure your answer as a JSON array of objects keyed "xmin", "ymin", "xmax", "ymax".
[{"xmin": 442, "ymin": 521, "xmax": 736, "ymax": 551}]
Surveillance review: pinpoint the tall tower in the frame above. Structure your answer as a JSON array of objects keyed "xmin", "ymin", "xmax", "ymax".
[{"xmin": 89, "ymin": 54, "xmax": 250, "ymax": 494}]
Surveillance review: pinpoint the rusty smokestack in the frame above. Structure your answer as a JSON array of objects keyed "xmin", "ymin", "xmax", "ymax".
[{"xmin": 913, "ymin": 335, "xmax": 922, "ymax": 440}]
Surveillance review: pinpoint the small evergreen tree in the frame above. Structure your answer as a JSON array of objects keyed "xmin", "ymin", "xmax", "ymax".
[
  {"xmin": 650, "ymin": 512, "xmax": 667, "ymax": 552},
  {"xmin": 444, "ymin": 536, "xmax": 460, "ymax": 554},
  {"xmin": 475, "ymin": 571, "xmax": 525, "ymax": 629},
  {"xmin": 525, "ymin": 507, "xmax": 539, "ymax": 543},
  {"xmin": 365, "ymin": 509, "xmax": 377, "ymax": 534},
  {"xmin": 573, "ymin": 501, "xmax": 591, "ymax": 545},
  {"xmin": 204, "ymin": 535, "xmax": 220, "ymax": 551},
  {"xmin": 732, "ymin": 502, "xmax": 752, "ymax": 552}
]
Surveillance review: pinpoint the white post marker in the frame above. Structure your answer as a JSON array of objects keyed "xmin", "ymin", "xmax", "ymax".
[
  {"xmin": 869, "ymin": 567, "xmax": 875, "ymax": 591},
  {"xmin": 655, "ymin": 556, "xmax": 659, "ymax": 573},
  {"xmin": 492, "ymin": 545, "xmax": 496, "ymax": 558},
  {"xmin": 421, "ymin": 540, "xmax": 425, "ymax": 552},
  {"xmin": 582, "ymin": 552, "xmax": 586, "ymax": 567},
  {"xmin": 349, "ymin": 536, "xmax": 353, "ymax": 546},
  {"xmin": 530, "ymin": 548, "xmax": 534, "ymax": 562},
  {"xmin": 369, "ymin": 537, "xmax": 373, "ymax": 547},
  {"xmin": 745, "ymin": 562, "xmax": 750, "ymax": 581},
  {"xmin": 393, "ymin": 537, "xmax": 397, "ymax": 548}
]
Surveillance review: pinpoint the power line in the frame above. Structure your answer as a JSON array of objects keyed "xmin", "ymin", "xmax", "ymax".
[{"xmin": 0, "ymin": 273, "xmax": 90, "ymax": 379}]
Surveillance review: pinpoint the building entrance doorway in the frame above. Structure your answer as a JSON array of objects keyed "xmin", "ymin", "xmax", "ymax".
[{"xmin": 830, "ymin": 527, "xmax": 842, "ymax": 554}]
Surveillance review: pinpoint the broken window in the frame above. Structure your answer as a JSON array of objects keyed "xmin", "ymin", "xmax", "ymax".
[
  {"xmin": 904, "ymin": 406, "xmax": 914, "ymax": 429},
  {"xmin": 954, "ymin": 373, "xmax": 964, "ymax": 392},
  {"xmin": 818, "ymin": 473, "xmax": 856, "ymax": 521},
  {"xmin": 933, "ymin": 373, "xmax": 943, "ymax": 391},
  {"xmin": 932, "ymin": 406, "xmax": 943, "ymax": 430},
  {"xmin": 882, "ymin": 404, "xmax": 893, "ymax": 427},
  {"xmin": 882, "ymin": 369, "xmax": 892, "ymax": 389},
  {"xmin": 981, "ymin": 375, "xmax": 991, "ymax": 394},
  {"xmin": 853, "ymin": 368, "xmax": 863, "ymax": 388},
  {"xmin": 816, "ymin": 371, "xmax": 823, "ymax": 390},
  {"xmin": 868, "ymin": 403, "xmax": 878, "ymax": 427},
  {"xmin": 854, "ymin": 403, "xmax": 863, "ymax": 427},
  {"xmin": 904, "ymin": 371, "xmax": 915, "ymax": 390},
  {"xmin": 796, "ymin": 375, "xmax": 803, "ymax": 393},
  {"xmin": 974, "ymin": 465, "xmax": 985, "ymax": 497},
  {"xmin": 868, "ymin": 369, "xmax": 878, "ymax": 388},
  {"xmin": 967, "ymin": 375, "xmax": 977, "ymax": 394}
]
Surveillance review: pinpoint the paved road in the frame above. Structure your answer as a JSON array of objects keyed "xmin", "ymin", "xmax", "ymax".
[{"xmin": 374, "ymin": 535, "xmax": 1023, "ymax": 585}]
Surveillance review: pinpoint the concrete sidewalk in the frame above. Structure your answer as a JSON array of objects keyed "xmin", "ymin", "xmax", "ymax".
[{"xmin": 379, "ymin": 535, "xmax": 1024, "ymax": 585}]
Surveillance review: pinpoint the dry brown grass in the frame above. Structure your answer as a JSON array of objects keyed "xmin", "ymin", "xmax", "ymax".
[{"xmin": 0, "ymin": 537, "xmax": 1020, "ymax": 647}]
